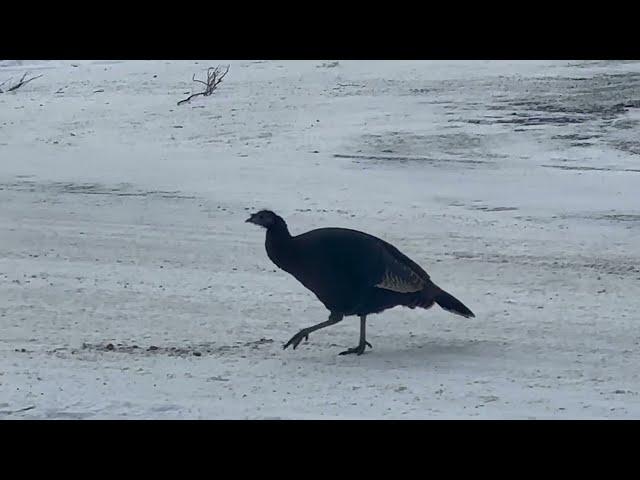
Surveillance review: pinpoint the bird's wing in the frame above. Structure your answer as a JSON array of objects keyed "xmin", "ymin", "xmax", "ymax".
[{"xmin": 373, "ymin": 241, "xmax": 430, "ymax": 293}]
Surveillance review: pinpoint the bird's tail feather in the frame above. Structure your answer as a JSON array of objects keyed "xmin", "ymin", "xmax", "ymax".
[{"xmin": 433, "ymin": 289, "xmax": 475, "ymax": 318}]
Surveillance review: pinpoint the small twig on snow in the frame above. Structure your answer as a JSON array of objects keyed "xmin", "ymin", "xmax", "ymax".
[
  {"xmin": 0, "ymin": 405, "xmax": 36, "ymax": 415},
  {"xmin": 0, "ymin": 72, "xmax": 43, "ymax": 93}
]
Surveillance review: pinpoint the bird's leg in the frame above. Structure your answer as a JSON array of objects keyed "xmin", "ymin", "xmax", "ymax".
[
  {"xmin": 339, "ymin": 315, "xmax": 373, "ymax": 356},
  {"xmin": 283, "ymin": 312, "xmax": 343, "ymax": 351}
]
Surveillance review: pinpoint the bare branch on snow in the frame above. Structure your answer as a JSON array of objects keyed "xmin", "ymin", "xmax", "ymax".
[{"xmin": 177, "ymin": 65, "xmax": 229, "ymax": 106}]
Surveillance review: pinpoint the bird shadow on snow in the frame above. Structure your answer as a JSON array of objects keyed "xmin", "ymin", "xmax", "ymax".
[
  {"xmin": 75, "ymin": 336, "xmax": 506, "ymax": 370},
  {"xmin": 292, "ymin": 338, "xmax": 507, "ymax": 369}
]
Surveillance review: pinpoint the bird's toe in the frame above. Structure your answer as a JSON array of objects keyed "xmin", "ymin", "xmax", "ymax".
[
  {"xmin": 339, "ymin": 344, "xmax": 368, "ymax": 356},
  {"xmin": 283, "ymin": 330, "xmax": 309, "ymax": 351}
]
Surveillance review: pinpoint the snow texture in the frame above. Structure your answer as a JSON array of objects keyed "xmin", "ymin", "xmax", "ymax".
[{"xmin": 1, "ymin": 60, "xmax": 640, "ymax": 419}]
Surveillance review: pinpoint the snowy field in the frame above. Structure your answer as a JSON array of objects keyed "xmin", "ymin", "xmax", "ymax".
[{"xmin": 1, "ymin": 60, "xmax": 640, "ymax": 419}]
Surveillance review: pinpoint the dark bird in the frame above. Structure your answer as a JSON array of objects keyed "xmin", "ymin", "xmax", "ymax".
[{"xmin": 246, "ymin": 210, "xmax": 475, "ymax": 355}]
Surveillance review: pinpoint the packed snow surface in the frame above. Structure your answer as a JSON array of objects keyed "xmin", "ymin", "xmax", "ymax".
[{"xmin": 1, "ymin": 60, "xmax": 640, "ymax": 418}]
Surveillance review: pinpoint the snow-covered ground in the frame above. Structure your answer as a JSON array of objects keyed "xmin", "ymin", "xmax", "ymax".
[{"xmin": 1, "ymin": 60, "xmax": 640, "ymax": 419}]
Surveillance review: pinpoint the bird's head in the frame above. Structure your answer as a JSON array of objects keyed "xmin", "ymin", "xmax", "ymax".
[{"xmin": 245, "ymin": 210, "xmax": 282, "ymax": 229}]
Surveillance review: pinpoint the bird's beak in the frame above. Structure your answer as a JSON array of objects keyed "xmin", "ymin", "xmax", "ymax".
[{"xmin": 245, "ymin": 216, "xmax": 254, "ymax": 223}]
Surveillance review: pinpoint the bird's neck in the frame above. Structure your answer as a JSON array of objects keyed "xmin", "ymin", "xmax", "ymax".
[
  {"xmin": 265, "ymin": 219, "xmax": 291, "ymax": 243},
  {"xmin": 265, "ymin": 219, "xmax": 294, "ymax": 267}
]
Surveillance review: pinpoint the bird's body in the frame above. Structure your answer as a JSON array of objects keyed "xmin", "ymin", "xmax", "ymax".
[
  {"xmin": 247, "ymin": 210, "xmax": 475, "ymax": 355},
  {"xmin": 268, "ymin": 226, "xmax": 432, "ymax": 315}
]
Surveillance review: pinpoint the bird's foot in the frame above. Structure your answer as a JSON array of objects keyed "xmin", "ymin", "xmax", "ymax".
[
  {"xmin": 283, "ymin": 329, "xmax": 310, "ymax": 350},
  {"xmin": 338, "ymin": 341, "xmax": 372, "ymax": 356}
]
